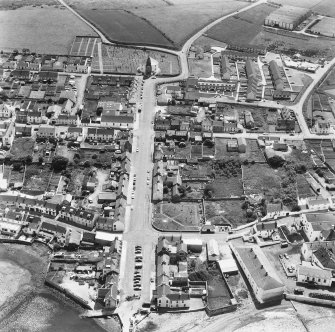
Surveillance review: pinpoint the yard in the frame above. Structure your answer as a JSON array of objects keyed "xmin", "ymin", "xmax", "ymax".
[
  {"xmin": 153, "ymin": 203, "xmax": 201, "ymax": 232},
  {"xmin": 10, "ymin": 138, "xmax": 35, "ymax": 160},
  {"xmin": 188, "ymin": 57, "xmax": 213, "ymax": 78},
  {"xmin": 207, "ymin": 270, "xmax": 232, "ymax": 310},
  {"xmin": 206, "ymin": 176, "xmax": 244, "ymax": 198},
  {"xmin": 0, "ymin": 7, "xmax": 96, "ymax": 54},
  {"xmin": 204, "ymin": 200, "xmax": 248, "ymax": 227},
  {"xmin": 22, "ymin": 165, "xmax": 52, "ymax": 193},
  {"xmin": 242, "ymin": 164, "xmax": 282, "ymax": 200}
]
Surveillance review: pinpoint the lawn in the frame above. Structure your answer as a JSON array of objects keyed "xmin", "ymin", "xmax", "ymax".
[
  {"xmin": 207, "ymin": 176, "xmax": 243, "ymax": 198},
  {"xmin": 191, "ymin": 145, "xmax": 203, "ymax": 159},
  {"xmin": 205, "ymin": 200, "xmax": 247, "ymax": 227},
  {"xmin": 78, "ymin": 9, "xmax": 174, "ymax": 48},
  {"xmin": 22, "ymin": 165, "xmax": 52, "ymax": 192},
  {"xmin": 296, "ymin": 174, "xmax": 314, "ymax": 199},
  {"xmin": 10, "ymin": 138, "xmax": 35, "ymax": 160},
  {"xmin": 189, "ymin": 57, "xmax": 213, "ymax": 78},
  {"xmin": 0, "ymin": 7, "xmax": 96, "ymax": 54},
  {"xmin": 242, "ymin": 164, "xmax": 282, "ymax": 200},
  {"xmin": 153, "ymin": 203, "xmax": 201, "ymax": 231},
  {"xmin": 207, "ymin": 269, "xmax": 232, "ymax": 309}
]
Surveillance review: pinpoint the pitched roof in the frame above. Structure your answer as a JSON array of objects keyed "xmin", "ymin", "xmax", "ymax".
[
  {"xmin": 313, "ymin": 247, "xmax": 335, "ymax": 269},
  {"xmin": 298, "ymin": 264, "xmax": 332, "ymax": 279}
]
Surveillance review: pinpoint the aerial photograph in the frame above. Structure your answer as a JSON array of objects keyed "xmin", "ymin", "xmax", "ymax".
[{"xmin": 1, "ymin": 0, "xmax": 335, "ymax": 331}]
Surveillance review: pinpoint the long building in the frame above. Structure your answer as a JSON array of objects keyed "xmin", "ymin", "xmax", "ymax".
[
  {"xmin": 230, "ymin": 244, "xmax": 284, "ymax": 304},
  {"xmin": 265, "ymin": 6, "xmax": 311, "ymax": 31},
  {"xmin": 269, "ymin": 60, "xmax": 284, "ymax": 92}
]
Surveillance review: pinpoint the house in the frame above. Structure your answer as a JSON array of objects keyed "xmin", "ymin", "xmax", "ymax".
[
  {"xmin": 201, "ymin": 119, "xmax": 212, "ymax": 132},
  {"xmin": 207, "ymin": 239, "xmax": 220, "ymax": 261},
  {"xmin": 306, "ymin": 197, "xmax": 330, "ymax": 210},
  {"xmin": 59, "ymin": 206, "xmax": 96, "ymax": 229},
  {"xmin": 55, "ymin": 114, "xmax": 77, "ymax": 126},
  {"xmin": 15, "ymin": 125, "xmax": 32, "ymax": 137},
  {"xmin": 100, "ymin": 114, "xmax": 134, "ymax": 129},
  {"xmin": 230, "ymin": 244, "xmax": 285, "ymax": 304},
  {"xmin": 155, "ymin": 284, "xmax": 190, "ymax": 309},
  {"xmin": 37, "ymin": 125, "xmax": 57, "ymax": 138},
  {"xmin": 0, "ymin": 104, "xmax": 14, "ymax": 118},
  {"xmin": 96, "ymin": 216, "xmax": 115, "ymax": 232},
  {"xmin": 97, "ymin": 193, "xmax": 116, "ymax": 204},
  {"xmin": 238, "ymin": 137, "xmax": 247, "ymax": 153},
  {"xmin": 0, "ymin": 121, "xmax": 15, "ymax": 147},
  {"xmin": 297, "ymin": 263, "xmax": 332, "ymax": 287},
  {"xmin": 27, "ymin": 111, "xmax": 43, "ymax": 124},
  {"xmin": 315, "ymin": 120, "xmax": 331, "ymax": 135},
  {"xmin": 87, "ymin": 128, "xmax": 114, "ymax": 141},
  {"xmin": 0, "ymin": 221, "xmax": 21, "ymax": 237},
  {"xmin": 66, "ymin": 127, "xmax": 82, "ymax": 140},
  {"xmin": 301, "ymin": 241, "xmax": 335, "ymax": 262}
]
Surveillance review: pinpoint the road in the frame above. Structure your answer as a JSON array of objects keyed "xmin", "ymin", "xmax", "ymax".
[{"xmin": 57, "ymin": 0, "xmax": 335, "ymax": 329}]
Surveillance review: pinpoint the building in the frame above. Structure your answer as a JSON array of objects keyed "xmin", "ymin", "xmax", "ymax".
[
  {"xmin": 315, "ymin": 120, "xmax": 331, "ymax": 135},
  {"xmin": 55, "ymin": 114, "xmax": 77, "ymax": 126},
  {"xmin": 59, "ymin": 205, "xmax": 96, "ymax": 229},
  {"xmin": 100, "ymin": 114, "xmax": 134, "ymax": 129},
  {"xmin": 269, "ymin": 60, "xmax": 284, "ymax": 92},
  {"xmin": 265, "ymin": 5, "xmax": 311, "ymax": 31},
  {"xmin": 297, "ymin": 263, "xmax": 332, "ymax": 287},
  {"xmin": 230, "ymin": 244, "xmax": 284, "ymax": 304},
  {"xmin": 244, "ymin": 111, "xmax": 254, "ymax": 129},
  {"xmin": 87, "ymin": 128, "xmax": 114, "ymax": 141},
  {"xmin": 207, "ymin": 239, "xmax": 220, "ymax": 261},
  {"xmin": 37, "ymin": 125, "xmax": 58, "ymax": 138}
]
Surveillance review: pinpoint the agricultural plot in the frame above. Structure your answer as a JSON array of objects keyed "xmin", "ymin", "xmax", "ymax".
[
  {"xmin": 10, "ymin": 138, "xmax": 35, "ymax": 160},
  {"xmin": 0, "ymin": 0, "xmax": 57, "ymax": 10},
  {"xmin": 205, "ymin": 200, "xmax": 247, "ymax": 227},
  {"xmin": 0, "ymin": 8, "xmax": 96, "ymax": 54},
  {"xmin": 242, "ymin": 164, "xmax": 282, "ymax": 200},
  {"xmin": 78, "ymin": 9, "xmax": 174, "ymax": 48},
  {"xmin": 69, "ymin": 36, "xmax": 100, "ymax": 57},
  {"xmin": 153, "ymin": 202, "xmax": 201, "ymax": 231},
  {"xmin": 275, "ymin": 0, "xmax": 335, "ymax": 17},
  {"xmin": 206, "ymin": 3, "xmax": 276, "ymax": 45}
]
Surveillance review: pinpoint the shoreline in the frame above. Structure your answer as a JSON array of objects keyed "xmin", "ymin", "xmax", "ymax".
[{"xmin": 0, "ymin": 243, "xmax": 121, "ymax": 332}]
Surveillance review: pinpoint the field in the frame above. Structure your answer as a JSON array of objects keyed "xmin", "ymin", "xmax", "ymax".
[
  {"xmin": 242, "ymin": 164, "xmax": 282, "ymax": 200},
  {"xmin": 153, "ymin": 202, "xmax": 201, "ymax": 231},
  {"xmin": 206, "ymin": 3, "xmax": 276, "ymax": 45},
  {"xmin": 66, "ymin": 0, "xmax": 247, "ymax": 49},
  {"xmin": 205, "ymin": 200, "xmax": 247, "ymax": 227},
  {"xmin": 207, "ymin": 270, "xmax": 232, "ymax": 310},
  {"xmin": 207, "ymin": 176, "xmax": 243, "ymax": 198},
  {"xmin": 0, "ymin": 7, "xmax": 96, "ymax": 54},
  {"xmin": 215, "ymin": 138, "xmax": 266, "ymax": 163},
  {"xmin": 273, "ymin": 0, "xmax": 335, "ymax": 17},
  {"xmin": 296, "ymin": 174, "xmax": 314, "ymax": 199},
  {"xmin": 310, "ymin": 17, "xmax": 335, "ymax": 38},
  {"xmin": 10, "ymin": 138, "xmax": 35, "ymax": 160},
  {"xmin": 0, "ymin": 0, "xmax": 57, "ymax": 9},
  {"xmin": 188, "ymin": 57, "xmax": 213, "ymax": 78},
  {"xmin": 22, "ymin": 165, "xmax": 52, "ymax": 193},
  {"xmin": 78, "ymin": 9, "xmax": 174, "ymax": 48}
]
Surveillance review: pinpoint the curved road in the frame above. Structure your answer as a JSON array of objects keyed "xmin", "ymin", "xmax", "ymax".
[{"xmin": 57, "ymin": 0, "xmax": 335, "ymax": 330}]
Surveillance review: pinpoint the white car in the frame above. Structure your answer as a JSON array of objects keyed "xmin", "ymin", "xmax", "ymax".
[{"xmin": 136, "ymin": 148, "xmax": 139, "ymax": 152}]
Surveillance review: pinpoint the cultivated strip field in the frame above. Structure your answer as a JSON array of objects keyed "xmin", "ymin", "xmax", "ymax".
[
  {"xmin": 77, "ymin": 9, "xmax": 174, "ymax": 48},
  {"xmin": 0, "ymin": 7, "xmax": 96, "ymax": 54}
]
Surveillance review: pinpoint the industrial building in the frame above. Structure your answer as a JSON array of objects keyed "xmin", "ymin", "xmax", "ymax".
[{"xmin": 265, "ymin": 5, "xmax": 311, "ymax": 31}]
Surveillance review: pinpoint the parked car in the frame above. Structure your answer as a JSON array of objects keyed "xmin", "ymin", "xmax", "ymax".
[
  {"xmin": 134, "ymin": 287, "xmax": 142, "ymax": 291},
  {"xmin": 279, "ymin": 254, "xmax": 283, "ymax": 259},
  {"xmin": 294, "ymin": 288, "xmax": 304, "ymax": 295},
  {"xmin": 284, "ymin": 253, "xmax": 289, "ymax": 259}
]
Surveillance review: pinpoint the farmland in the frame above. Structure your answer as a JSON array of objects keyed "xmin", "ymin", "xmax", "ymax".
[
  {"xmin": 67, "ymin": 0, "xmax": 247, "ymax": 49},
  {"xmin": 206, "ymin": 3, "xmax": 276, "ymax": 45},
  {"xmin": 77, "ymin": 9, "xmax": 174, "ymax": 48},
  {"xmin": 0, "ymin": 7, "xmax": 96, "ymax": 54}
]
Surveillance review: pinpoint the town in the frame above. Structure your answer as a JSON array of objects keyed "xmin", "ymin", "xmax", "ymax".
[{"xmin": 1, "ymin": 0, "xmax": 335, "ymax": 332}]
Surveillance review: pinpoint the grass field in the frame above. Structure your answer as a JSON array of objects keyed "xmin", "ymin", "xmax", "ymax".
[
  {"xmin": 206, "ymin": 3, "xmax": 276, "ymax": 45},
  {"xmin": 189, "ymin": 57, "xmax": 213, "ymax": 78},
  {"xmin": 0, "ymin": 0, "xmax": 57, "ymax": 9},
  {"xmin": 208, "ymin": 176, "xmax": 244, "ymax": 198},
  {"xmin": 242, "ymin": 164, "xmax": 282, "ymax": 200},
  {"xmin": 153, "ymin": 202, "xmax": 201, "ymax": 231},
  {"xmin": 205, "ymin": 200, "xmax": 247, "ymax": 227},
  {"xmin": 78, "ymin": 9, "xmax": 174, "ymax": 48},
  {"xmin": 10, "ymin": 138, "xmax": 35, "ymax": 160},
  {"xmin": 0, "ymin": 7, "xmax": 96, "ymax": 54},
  {"xmin": 23, "ymin": 166, "xmax": 52, "ymax": 192}
]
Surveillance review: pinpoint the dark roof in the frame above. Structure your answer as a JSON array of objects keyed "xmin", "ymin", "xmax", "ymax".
[
  {"xmin": 314, "ymin": 247, "xmax": 335, "ymax": 269},
  {"xmin": 41, "ymin": 221, "xmax": 66, "ymax": 234}
]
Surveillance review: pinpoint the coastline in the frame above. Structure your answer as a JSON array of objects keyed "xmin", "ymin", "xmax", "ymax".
[{"xmin": 0, "ymin": 243, "xmax": 121, "ymax": 332}]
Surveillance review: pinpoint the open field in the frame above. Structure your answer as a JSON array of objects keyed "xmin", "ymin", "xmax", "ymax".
[
  {"xmin": 273, "ymin": 0, "xmax": 335, "ymax": 17},
  {"xmin": 242, "ymin": 164, "xmax": 282, "ymax": 200},
  {"xmin": 205, "ymin": 200, "xmax": 247, "ymax": 227},
  {"xmin": 132, "ymin": 1, "xmax": 247, "ymax": 48},
  {"xmin": 22, "ymin": 165, "xmax": 52, "ymax": 192},
  {"xmin": 153, "ymin": 202, "xmax": 201, "ymax": 231},
  {"xmin": 0, "ymin": 7, "xmax": 96, "ymax": 54},
  {"xmin": 10, "ymin": 138, "xmax": 35, "ymax": 160},
  {"xmin": 207, "ymin": 270, "xmax": 232, "ymax": 309},
  {"xmin": 0, "ymin": 0, "xmax": 57, "ymax": 9},
  {"xmin": 78, "ymin": 9, "xmax": 173, "ymax": 48},
  {"xmin": 207, "ymin": 176, "xmax": 243, "ymax": 198},
  {"xmin": 206, "ymin": 3, "xmax": 276, "ymax": 45},
  {"xmin": 189, "ymin": 57, "xmax": 213, "ymax": 78}
]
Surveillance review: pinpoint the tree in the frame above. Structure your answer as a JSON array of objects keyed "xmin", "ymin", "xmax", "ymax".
[
  {"xmin": 92, "ymin": 154, "xmax": 98, "ymax": 159},
  {"xmin": 51, "ymin": 156, "xmax": 69, "ymax": 172},
  {"xmin": 204, "ymin": 139, "xmax": 214, "ymax": 148},
  {"xmin": 83, "ymin": 160, "xmax": 91, "ymax": 168},
  {"xmin": 25, "ymin": 155, "xmax": 32, "ymax": 165},
  {"xmin": 38, "ymin": 156, "xmax": 44, "ymax": 165},
  {"xmin": 268, "ymin": 155, "xmax": 285, "ymax": 168},
  {"xmin": 295, "ymin": 163, "xmax": 307, "ymax": 174},
  {"xmin": 291, "ymin": 205, "xmax": 301, "ymax": 212},
  {"xmin": 204, "ymin": 184, "xmax": 215, "ymax": 198},
  {"xmin": 12, "ymin": 162, "xmax": 23, "ymax": 171}
]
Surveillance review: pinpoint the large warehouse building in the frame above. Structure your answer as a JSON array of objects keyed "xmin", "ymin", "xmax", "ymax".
[{"xmin": 265, "ymin": 5, "xmax": 311, "ymax": 31}]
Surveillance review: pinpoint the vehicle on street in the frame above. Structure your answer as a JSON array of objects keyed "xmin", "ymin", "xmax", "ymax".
[
  {"xmin": 135, "ymin": 263, "xmax": 143, "ymax": 269},
  {"xmin": 134, "ymin": 287, "xmax": 142, "ymax": 291},
  {"xmin": 135, "ymin": 245, "xmax": 142, "ymax": 250},
  {"xmin": 284, "ymin": 253, "xmax": 289, "ymax": 259},
  {"xmin": 279, "ymin": 254, "xmax": 283, "ymax": 259},
  {"xmin": 134, "ymin": 271, "xmax": 141, "ymax": 275},
  {"xmin": 136, "ymin": 148, "xmax": 139, "ymax": 152}
]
